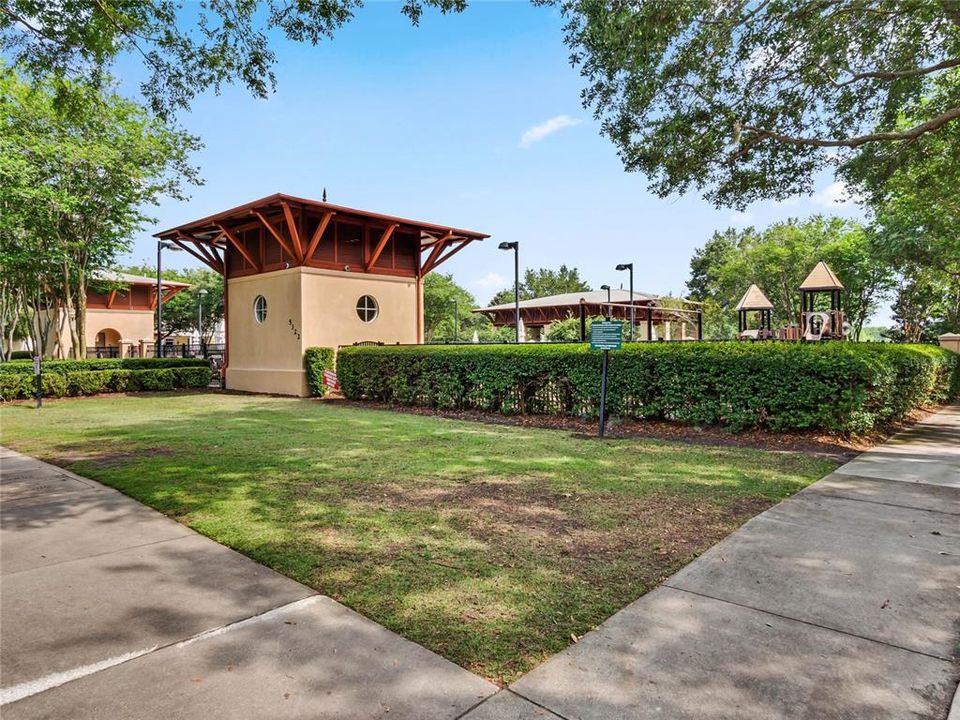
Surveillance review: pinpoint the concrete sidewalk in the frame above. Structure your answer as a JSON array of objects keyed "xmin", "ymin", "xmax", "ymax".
[
  {"xmin": 467, "ymin": 404, "xmax": 960, "ymax": 719},
  {"xmin": 3, "ymin": 406, "xmax": 958, "ymax": 719},
  {"xmin": 0, "ymin": 446, "xmax": 496, "ymax": 719}
]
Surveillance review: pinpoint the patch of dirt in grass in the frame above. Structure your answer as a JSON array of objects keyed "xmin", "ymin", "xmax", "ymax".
[
  {"xmin": 363, "ymin": 478, "xmax": 769, "ymax": 581},
  {"xmin": 56, "ymin": 445, "xmax": 174, "ymax": 469}
]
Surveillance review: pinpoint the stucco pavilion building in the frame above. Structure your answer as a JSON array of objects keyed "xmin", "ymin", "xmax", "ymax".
[{"xmin": 155, "ymin": 193, "xmax": 488, "ymax": 396}]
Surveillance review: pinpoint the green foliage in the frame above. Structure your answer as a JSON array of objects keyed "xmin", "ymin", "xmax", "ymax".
[
  {"xmin": 844, "ymin": 70, "xmax": 960, "ymax": 338},
  {"xmin": 122, "ymin": 265, "xmax": 224, "ymax": 342},
  {"xmin": 559, "ymin": 1, "xmax": 960, "ymax": 207},
  {"xmin": 337, "ymin": 343, "xmax": 958, "ymax": 433},
  {"xmin": 0, "ymin": 364, "xmax": 211, "ymax": 400},
  {"xmin": 489, "ymin": 265, "xmax": 590, "ymax": 306},
  {"xmin": 304, "ymin": 347, "xmax": 337, "ymax": 397},
  {"xmin": 0, "ymin": 357, "xmax": 208, "ymax": 374},
  {"xmin": 545, "ymin": 315, "xmax": 605, "ymax": 342},
  {"xmin": 0, "ymin": 64, "xmax": 200, "ymax": 359},
  {"xmin": 0, "ymin": 0, "xmax": 469, "ymax": 118},
  {"xmin": 686, "ymin": 217, "xmax": 894, "ymax": 340},
  {"xmin": 422, "ymin": 273, "xmax": 497, "ymax": 342}
]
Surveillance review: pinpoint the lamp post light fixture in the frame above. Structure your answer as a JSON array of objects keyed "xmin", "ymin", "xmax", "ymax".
[
  {"xmin": 498, "ymin": 241, "xmax": 520, "ymax": 343},
  {"xmin": 615, "ymin": 262, "xmax": 634, "ymax": 341},
  {"xmin": 600, "ymin": 284, "xmax": 611, "ymax": 320},
  {"xmin": 449, "ymin": 296, "xmax": 459, "ymax": 342},
  {"xmin": 198, "ymin": 288, "xmax": 209, "ymax": 351},
  {"xmin": 156, "ymin": 240, "xmax": 182, "ymax": 357}
]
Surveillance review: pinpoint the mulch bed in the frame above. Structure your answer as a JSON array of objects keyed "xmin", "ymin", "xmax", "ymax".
[{"xmin": 321, "ymin": 395, "xmax": 942, "ymax": 461}]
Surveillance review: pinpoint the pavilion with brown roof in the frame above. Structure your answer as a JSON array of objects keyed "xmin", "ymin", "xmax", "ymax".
[
  {"xmin": 155, "ymin": 193, "xmax": 488, "ymax": 395},
  {"xmin": 475, "ymin": 289, "xmax": 702, "ymax": 341}
]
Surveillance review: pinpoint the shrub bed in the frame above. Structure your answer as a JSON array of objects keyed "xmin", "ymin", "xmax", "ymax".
[
  {"xmin": 0, "ymin": 365, "xmax": 212, "ymax": 401},
  {"xmin": 0, "ymin": 357, "xmax": 209, "ymax": 374},
  {"xmin": 304, "ymin": 347, "xmax": 337, "ymax": 396},
  {"xmin": 337, "ymin": 342, "xmax": 959, "ymax": 433}
]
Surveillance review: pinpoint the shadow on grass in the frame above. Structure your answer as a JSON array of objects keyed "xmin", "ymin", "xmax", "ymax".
[{"xmin": 1, "ymin": 394, "xmax": 837, "ymax": 683}]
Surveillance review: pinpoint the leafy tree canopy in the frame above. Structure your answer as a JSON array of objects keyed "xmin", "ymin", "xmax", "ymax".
[
  {"xmin": 0, "ymin": 0, "xmax": 466, "ymax": 117},
  {"xmin": 423, "ymin": 272, "xmax": 502, "ymax": 342},
  {"xmin": 559, "ymin": 0, "xmax": 960, "ymax": 207},
  {"xmin": 0, "ymin": 64, "xmax": 200, "ymax": 358},
  {"xmin": 489, "ymin": 265, "xmax": 590, "ymax": 306}
]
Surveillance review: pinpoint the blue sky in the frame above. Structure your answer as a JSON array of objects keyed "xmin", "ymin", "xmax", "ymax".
[{"xmin": 116, "ymin": 2, "xmax": 870, "ymax": 313}]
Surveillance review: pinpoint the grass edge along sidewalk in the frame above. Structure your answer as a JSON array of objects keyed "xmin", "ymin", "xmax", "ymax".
[{"xmin": 0, "ymin": 393, "xmax": 837, "ymax": 684}]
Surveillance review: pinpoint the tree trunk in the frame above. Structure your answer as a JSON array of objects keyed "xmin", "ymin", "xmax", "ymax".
[
  {"xmin": 61, "ymin": 260, "xmax": 81, "ymax": 359},
  {"xmin": 75, "ymin": 264, "xmax": 88, "ymax": 360}
]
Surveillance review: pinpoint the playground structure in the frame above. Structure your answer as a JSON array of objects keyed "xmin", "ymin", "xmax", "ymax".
[
  {"xmin": 736, "ymin": 284, "xmax": 774, "ymax": 340},
  {"xmin": 736, "ymin": 261, "xmax": 845, "ymax": 342},
  {"xmin": 799, "ymin": 261, "xmax": 845, "ymax": 341}
]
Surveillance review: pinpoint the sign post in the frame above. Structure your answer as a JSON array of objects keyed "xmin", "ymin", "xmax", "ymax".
[
  {"xmin": 589, "ymin": 321, "xmax": 623, "ymax": 438},
  {"xmin": 33, "ymin": 355, "xmax": 42, "ymax": 409}
]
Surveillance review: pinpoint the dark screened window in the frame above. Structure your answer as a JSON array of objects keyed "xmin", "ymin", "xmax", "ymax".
[{"xmin": 356, "ymin": 295, "xmax": 378, "ymax": 323}]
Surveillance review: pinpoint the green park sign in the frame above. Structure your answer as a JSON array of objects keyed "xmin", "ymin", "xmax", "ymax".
[{"xmin": 590, "ymin": 321, "xmax": 624, "ymax": 351}]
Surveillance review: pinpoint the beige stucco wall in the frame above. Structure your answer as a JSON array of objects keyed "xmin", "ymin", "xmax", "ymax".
[
  {"xmin": 226, "ymin": 266, "xmax": 419, "ymax": 396},
  {"xmin": 85, "ymin": 309, "xmax": 155, "ymax": 348}
]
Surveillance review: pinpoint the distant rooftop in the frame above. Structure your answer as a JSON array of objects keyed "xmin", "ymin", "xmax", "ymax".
[
  {"xmin": 94, "ymin": 270, "xmax": 190, "ymax": 288},
  {"xmin": 478, "ymin": 289, "xmax": 658, "ymax": 313}
]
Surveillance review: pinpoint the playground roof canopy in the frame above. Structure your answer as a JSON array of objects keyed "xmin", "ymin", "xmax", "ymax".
[
  {"xmin": 736, "ymin": 284, "xmax": 774, "ymax": 311},
  {"xmin": 800, "ymin": 261, "xmax": 844, "ymax": 291}
]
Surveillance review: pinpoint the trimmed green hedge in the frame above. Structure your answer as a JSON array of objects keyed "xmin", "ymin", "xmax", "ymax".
[
  {"xmin": 0, "ymin": 366, "xmax": 212, "ymax": 401},
  {"xmin": 0, "ymin": 357, "xmax": 209, "ymax": 374},
  {"xmin": 304, "ymin": 347, "xmax": 337, "ymax": 396},
  {"xmin": 337, "ymin": 342, "xmax": 959, "ymax": 433}
]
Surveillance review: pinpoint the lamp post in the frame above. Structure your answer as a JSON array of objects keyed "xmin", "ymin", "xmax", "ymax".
[
  {"xmin": 498, "ymin": 241, "xmax": 520, "ymax": 343},
  {"xmin": 616, "ymin": 262, "xmax": 634, "ymax": 342},
  {"xmin": 600, "ymin": 284, "xmax": 611, "ymax": 320},
  {"xmin": 198, "ymin": 288, "xmax": 209, "ymax": 354},
  {"xmin": 449, "ymin": 296, "xmax": 459, "ymax": 342},
  {"xmin": 156, "ymin": 240, "xmax": 181, "ymax": 357}
]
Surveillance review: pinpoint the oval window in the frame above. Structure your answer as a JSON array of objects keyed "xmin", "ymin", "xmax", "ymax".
[
  {"xmin": 253, "ymin": 295, "xmax": 268, "ymax": 324},
  {"xmin": 356, "ymin": 295, "xmax": 378, "ymax": 323}
]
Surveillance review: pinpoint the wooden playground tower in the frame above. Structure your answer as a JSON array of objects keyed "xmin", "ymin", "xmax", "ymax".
[
  {"xmin": 799, "ymin": 261, "xmax": 845, "ymax": 341},
  {"xmin": 736, "ymin": 261, "xmax": 845, "ymax": 342}
]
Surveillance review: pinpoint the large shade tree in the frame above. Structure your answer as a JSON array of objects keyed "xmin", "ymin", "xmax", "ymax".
[
  {"xmin": 557, "ymin": 0, "xmax": 960, "ymax": 207},
  {"xmin": 0, "ymin": 65, "xmax": 199, "ymax": 358}
]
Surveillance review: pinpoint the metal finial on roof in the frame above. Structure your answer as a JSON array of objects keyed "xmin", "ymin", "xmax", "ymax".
[{"xmin": 322, "ymin": 188, "xmax": 327, "ymax": 202}]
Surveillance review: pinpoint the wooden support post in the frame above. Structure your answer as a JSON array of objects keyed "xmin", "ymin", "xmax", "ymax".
[
  {"xmin": 425, "ymin": 239, "xmax": 471, "ymax": 274},
  {"xmin": 106, "ymin": 289, "xmax": 118, "ymax": 309},
  {"xmin": 218, "ymin": 224, "xmax": 260, "ymax": 272},
  {"xmin": 253, "ymin": 211, "xmax": 297, "ymax": 261},
  {"xmin": 366, "ymin": 223, "xmax": 398, "ymax": 271},
  {"xmin": 281, "ymin": 202, "xmax": 303, "ymax": 263},
  {"xmin": 420, "ymin": 232, "xmax": 453, "ymax": 275},
  {"xmin": 303, "ymin": 211, "xmax": 335, "ymax": 264}
]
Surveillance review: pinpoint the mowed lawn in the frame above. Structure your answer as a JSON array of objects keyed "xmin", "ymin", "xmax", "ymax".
[{"xmin": 0, "ymin": 393, "xmax": 836, "ymax": 683}]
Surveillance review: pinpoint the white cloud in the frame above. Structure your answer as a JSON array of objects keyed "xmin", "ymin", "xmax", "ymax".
[
  {"xmin": 728, "ymin": 211, "xmax": 754, "ymax": 228},
  {"xmin": 472, "ymin": 272, "xmax": 506, "ymax": 290},
  {"xmin": 519, "ymin": 115, "xmax": 582, "ymax": 149},
  {"xmin": 811, "ymin": 180, "xmax": 862, "ymax": 208}
]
